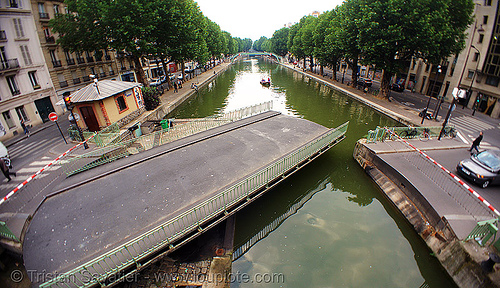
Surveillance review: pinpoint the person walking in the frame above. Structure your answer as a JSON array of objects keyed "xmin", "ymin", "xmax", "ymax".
[
  {"xmin": 21, "ymin": 119, "xmax": 29, "ymax": 137},
  {"xmin": 469, "ymin": 131, "xmax": 483, "ymax": 154},
  {"xmin": 0, "ymin": 158, "xmax": 16, "ymax": 182},
  {"xmin": 173, "ymin": 81, "xmax": 178, "ymax": 93}
]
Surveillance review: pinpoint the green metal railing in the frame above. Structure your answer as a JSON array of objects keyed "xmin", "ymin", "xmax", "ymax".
[
  {"xmin": 366, "ymin": 125, "xmax": 455, "ymax": 143},
  {"xmin": 63, "ymin": 102, "xmax": 273, "ymax": 176},
  {"xmin": 40, "ymin": 121, "xmax": 348, "ymax": 288},
  {"xmin": 465, "ymin": 218, "xmax": 499, "ymax": 246},
  {"xmin": 0, "ymin": 221, "xmax": 18, "ymax": 241}
]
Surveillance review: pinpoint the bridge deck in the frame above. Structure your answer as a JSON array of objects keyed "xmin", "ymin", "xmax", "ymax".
[{"xmin": 24, "ymin": 112, "xmax": 338, "ymax": 283}]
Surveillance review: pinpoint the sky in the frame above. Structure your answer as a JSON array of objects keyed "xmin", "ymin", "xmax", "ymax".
[{"xmin": 195, "ymin": 0, "xmax": 345, "ymax": 41}]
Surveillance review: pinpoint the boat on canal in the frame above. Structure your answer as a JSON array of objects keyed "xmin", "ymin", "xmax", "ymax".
[{"xmin": 260, "ymin": 78, "xmax": 271, "ymax": 86}]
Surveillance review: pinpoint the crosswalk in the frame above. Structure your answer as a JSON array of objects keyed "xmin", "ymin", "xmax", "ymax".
[{"xmin": 450, "ymin": 115, "xmax": 498, "ymax": 150}]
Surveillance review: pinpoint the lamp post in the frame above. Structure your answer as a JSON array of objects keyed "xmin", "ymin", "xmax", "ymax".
[
  {"xmin": 421, "ymin": 64, "xmax": 441, "ymax": 124},
  {"xmin": 438, "ymin": 12, "xmax": 483, "ymax": 140},
  {"xmin": 469, "ymin": 45, "xmax": 481, "ymax": 116}
]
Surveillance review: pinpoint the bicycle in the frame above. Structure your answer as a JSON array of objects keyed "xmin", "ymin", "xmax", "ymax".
[
  {"xmin": 400, "ymin": 126, "xmax": 419, "ymax": 139},
  {"xmin": 442, "ymin": 126, "xmax": 457, "ymax": 138},
  {"xmin": 419, "ymin": 128, "xmax": 431, "ymax": 141}
]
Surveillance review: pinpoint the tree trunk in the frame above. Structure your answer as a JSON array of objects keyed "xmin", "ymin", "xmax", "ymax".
[
  {"xmin": 332, "ymin": 60, "xmax": 338, "ymax": 81},
  {"xmin": 161, "ymin": 57, "xmax": 172, "ymax": 90},
  {"xmin": 320, "ymin": 65, "xmax": 324, "ymax": 77},
  {"xmin": 181, "ymin": 62, "xmax": 186, "ymax": 82},
  {"xmin": 350, "ymin": 57, "xmax": 358, "ymax": 87},
  {"xmin": 380, "ymin": 70, "xmax": 391, "ymax": 99},
  {"xmin": 309, "ymin": 56, "xmax": 314, "ymax": 72},
  {"xmin": 132, "ymin": 55, "xmax": 147, "ymax": 85}
]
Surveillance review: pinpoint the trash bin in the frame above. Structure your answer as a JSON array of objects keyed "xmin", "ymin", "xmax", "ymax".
[{"xmin": 160, "ymin": 119, "xmax": 169, "ymax": 130}]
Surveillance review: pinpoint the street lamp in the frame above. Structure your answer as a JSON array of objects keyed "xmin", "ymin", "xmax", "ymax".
[
  {"xmin": 421, "ymin": 64, "xmax": 441, "ymax": 124},
  {"xmin": 469, "ymin": 45, "xmax": 481, "ymax": 116}
]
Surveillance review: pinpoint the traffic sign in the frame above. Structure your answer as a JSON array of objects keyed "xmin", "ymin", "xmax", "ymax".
[{"xmin": 49, "ymin": 112, "xmax": 58, "ymax": 122}]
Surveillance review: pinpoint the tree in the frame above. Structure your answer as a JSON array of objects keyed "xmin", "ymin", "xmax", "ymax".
[
  {"xmin": 270, "ymin": 27, "xmax": 289, "ymax": 57},
  {"xmin": 314, "ymin": 10, "xmax": 342, "ymax": 78},
  {"xmin": 253, "ymin": 36, "xmax": 268, "ymax": 51},
  {"xmin": 357, "ymin": 0, "xmax": 474, "ymax": 98},
  {"xmin": 337, "ymin": 0, "xmax": 364, "ymax": 88},
  {"xmin": 204, "ymin": 18, "xmax": 225, "ymax": 66}
]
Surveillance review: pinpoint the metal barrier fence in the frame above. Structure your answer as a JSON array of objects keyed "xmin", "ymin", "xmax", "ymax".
[
  {"xmin": 40, "ymin": 122, "xmax": 348, "ymax": 288},
  {"xmin": 366, "ymin": 125, "xmax": 456, "ymax": 143},
  {"xmin": 63, "ymin": 102, "xmax": 273, "ymax": 176},
  {"xmin": 0, "ymin": 221, "xmax": 18, "ymax": 241}
]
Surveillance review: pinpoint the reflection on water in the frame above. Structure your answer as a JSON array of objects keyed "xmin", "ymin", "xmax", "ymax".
[{"xmin": 168, "ymin": 59, "xmax": 456, "ymax": 288}]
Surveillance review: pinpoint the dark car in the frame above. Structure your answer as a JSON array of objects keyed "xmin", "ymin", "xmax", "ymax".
[
  {"xmin": 390, "ymin": 83, "xmax": 405, "ymax": 92},
  {"xmin": 357, "ymin": 78, "xmax": 372, "ymax": 87},
  {"xmin": 456, "ymin": 150, "xmax": 500, "ymax": 188}
]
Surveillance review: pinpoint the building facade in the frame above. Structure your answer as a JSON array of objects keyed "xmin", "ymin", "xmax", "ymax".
[
  {"xmin": 30, "ymin": 0, "xmax": 137, "ymax": 104},
  {"xmin": 0, "ymin": 0, "xmax": 59, "ymax": 141},
  {"xmin": 405, "ymin": 0, "xmax": 500, "ymax": 118}
]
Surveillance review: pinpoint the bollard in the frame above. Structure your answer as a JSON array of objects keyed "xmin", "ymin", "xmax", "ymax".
[{"xmin": 481, "ymin": 253, "xmax": 500, "ymax": 273}]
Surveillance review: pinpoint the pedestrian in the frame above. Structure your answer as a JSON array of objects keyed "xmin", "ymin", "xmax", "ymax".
[
  {"xmin": 469, "ymin": 131, "xmax": 483, "ymax": 154},
  {"xmin": 173, "ymin": 81, "xmax": 178, "ymax": 93},
  {"xmin": 21, "ymin": 119, "xmax": 29, "ymax": 137},
  {"xmin": 0, "ymin": 158, "xmax": 16, "ymax": 182},
  {"xmin": 178, "ymin": 79, "xmax": 182, "ymax": 89}
]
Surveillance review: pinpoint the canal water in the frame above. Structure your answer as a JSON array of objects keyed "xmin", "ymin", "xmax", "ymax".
[{"xmin": 168, "ymin": 59, "xmax": 456, "ymax": 288}]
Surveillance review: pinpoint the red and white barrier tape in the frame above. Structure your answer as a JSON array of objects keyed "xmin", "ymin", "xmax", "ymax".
[
  {"xmin": 385, "ymin": 128, "xmax": 500, "ymax": 217},
  {"xmin": 0, "ymin": 136, "xmax": 94, "ymax": 206}
]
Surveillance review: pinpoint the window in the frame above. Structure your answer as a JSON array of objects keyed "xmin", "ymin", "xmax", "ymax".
[
  {"xmin": 483, "ymin": 16, "xmax": 489, "ymax": 25},
  {"xmin": 9, "ymin": 0, "xmax": 19, "ymax": 8},
  {"xmin": 485, "ymin": 0, "xmax": 492, "ymax": 6},
  {"xmin": 28, "ymin": 71, "xmax": 40, "ymax": 89},
  {"xmin": 15, "ymin": 106, "xmax": 29, "ymax": 122},
  {"xmin": 478, "ymin": 34, "xmax": 484, "ymax": 44},
  {"xmin": 2, "ymin": 111, "xmax": 15, "ymax": 129},
  {"xmin": 473, "ymin": 52, "xmax": 479, "ymax": 62},
  {"xmin": 485, "ymin": 75, "xmax": 499, "ymax": 87},
  {"xmin": 53, "ymin": 4, "xmax": 59, "ymax": 14},
  {"xmin": 90, "ymin": 67, "xmax": 95, "ymax": 75},
  {"xmin": 12, "ymin": 18, "xmax": 25, "ymax": 38},
  {"xmin": 20, "ymin": 45, "xmax": 32, "ymax": 66},
  {"xmin": 38, "ymin": 2, "xmax": 45, "ymax": 12},
  {"xmin": 424, "ymin": 63, "xmax": 429, "ymax": 72},
  {"xmin": 115, "ymin": 95, "xmax": 127, "ymax": 112},
  {"xmin": 6, "ymin": 76, "xmax": 20, "ymax": 95},
  {"xmin": 467, "ymin": 70, "xmax": 475, "ymax": 79},
  {"xmin": 57, "ymin": 73, "xmax": 67, "ymax": 87}
]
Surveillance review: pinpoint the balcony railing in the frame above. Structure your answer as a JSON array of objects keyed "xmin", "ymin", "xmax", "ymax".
[
  {"xmin": 95, "ymin": 56, "xmax": 102, "ymax": 62},
  {"xmin": 0, "ymin": 59, "xmax": 20, "ymax": 71},
  {"xmin": 45, "ymin": 35, "xmax": 55, "ymax": 43},
  {"xmin": 73, "ymin": 78, "xmax": 81, "ymax": 85},
  {"xmin": 9, "ymin": 1, "xmax": 18, "ymax": 8},
  {"xmin": 59, "ymin": 81, "xmax": 68, "ymax": 88},
  {"xmin": 0, "ymin": 30, "xmax": 6, "ymax": 41},
  {"xmin": 121, "ymin": 66, "xmax": 126, "ymax": 71},
  {"xmin": 76, "ymin": 57, "xmax": 85, "ymax": 64},
  {"xmin": 99, "ymin": 72, "xmax": 106, "ymax": 78},
  {"xmin": 67, "ymin": 58, "xmax": 75, "ymax": 65},
  {"xmin": 86, "ymin": 57, "xmax": 94, "ymax": 63},
  {"xmin": 109, "ymin": 70, "xmax": 115, "ymax": 76},
  {"xmin": 52, "ymin": 60, "xmax": 62, "ymax": 68},
  {"xmin": 105, "ymin": 55, "xmax": 111, "ymax": 61},
  {"xmin": 11, "ymin": 89, "xmax": 21, "ymax": 96},
  {"xmin": 39, "ymin": 12, "xmax": 49, "ymax": 20},
  {"xmin": 83, "ymin": 76, "xmax": 90, "ymax": 82}
]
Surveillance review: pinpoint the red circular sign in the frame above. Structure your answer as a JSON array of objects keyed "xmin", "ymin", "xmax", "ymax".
[{"xmin": 49, "ymin": 112, "xmax": 58, "ymax": 122}]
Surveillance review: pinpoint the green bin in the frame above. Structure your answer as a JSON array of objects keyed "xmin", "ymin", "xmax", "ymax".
[{"xmin": 160, "ymin": 119, "xmax": 169, "ymax": 130}]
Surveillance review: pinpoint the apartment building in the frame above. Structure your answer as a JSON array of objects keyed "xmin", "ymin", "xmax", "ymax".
[
  {"xmin": 406, "ymin": 0, "xmax": 500, "ymax": 118},
  {"xmin": 0, "ymin": 0, "xmax": 60, "ymax": 140},
  {"xmin": 31, "ymin": 0, "xmax": 136, "ymax": 103}
]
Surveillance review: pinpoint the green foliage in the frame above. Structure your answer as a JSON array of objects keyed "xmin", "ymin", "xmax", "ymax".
[
  {"xmin": 270, "ymin": 28, "xmax": 289, "ymax": 56},
  {"xmin": 253, "ymin": 36, "xmax": 268, "ymax": 51},
  {"xmin": 142, "ymin": 87, "xmax": 161, "ymax": 111}
]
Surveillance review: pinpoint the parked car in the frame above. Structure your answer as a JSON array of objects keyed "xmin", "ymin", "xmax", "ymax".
[
  {"xmin": 390, "ymin": 83, "xmax": 405, "ymax": 92},
  {"xmin": 357, "ymin": 78, "xmax": 372, "ymax": 87},
  {"xmin": 149, "ymin": 78, "xmax": 162, "ymax": 87},
  {"xmin": 456, "ymin": 150, "xmax": 500, "ymax": 188}
]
